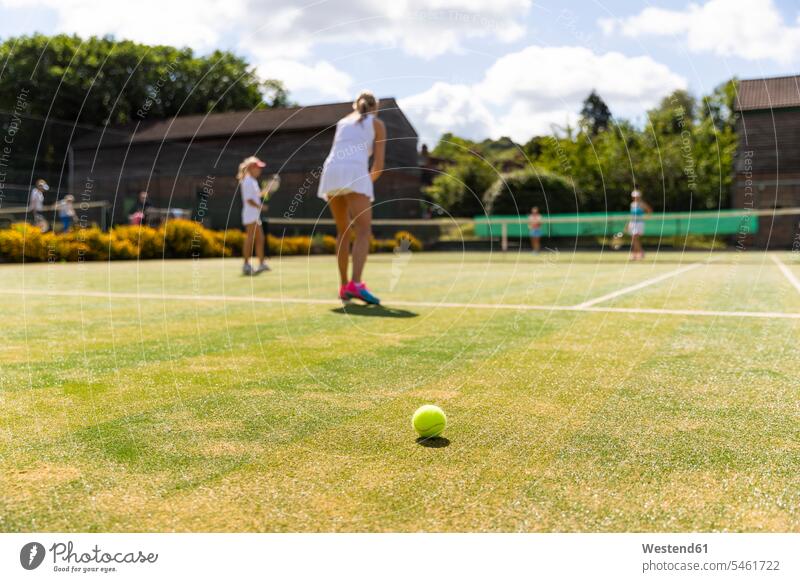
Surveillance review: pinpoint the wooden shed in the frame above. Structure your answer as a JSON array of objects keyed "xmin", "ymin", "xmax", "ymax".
[
  {"xmin": 733, "ymin": 75, "xmax": 800, "ymax": 248},
  {"xmin": 69, "ymin": 98, "xmax": 421, "ymax": 229}
]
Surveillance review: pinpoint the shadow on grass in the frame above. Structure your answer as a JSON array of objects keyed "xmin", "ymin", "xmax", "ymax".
[
  {"xmin": 331, "ymin": 304, "xmax": 418, "ymax": 318},
  {"xmin": 416, "ymin": 436, "xmax": 450, "ymax": 448}
]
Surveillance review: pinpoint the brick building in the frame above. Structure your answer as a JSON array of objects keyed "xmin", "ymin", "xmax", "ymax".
[{"xmin": 733, "ymin": 75, "xmax": 800, "ymax": 248}]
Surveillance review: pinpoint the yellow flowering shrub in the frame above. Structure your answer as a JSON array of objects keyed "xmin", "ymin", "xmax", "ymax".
[{"xmin": 0, "ymin": 222, "xmax": 421, "ymax": 262}]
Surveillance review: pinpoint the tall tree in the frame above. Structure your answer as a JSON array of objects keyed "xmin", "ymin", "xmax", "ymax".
[
  {"xmin": 0, "ymin": 34, "xmax": 287, "ymax": 125},
  {"xmin": 701, "ymin": 79, "xmax": 738, "ymax": 132},
  {"xmin": 0, "ymin": 34, "xmax": 288, "ymax": 188},
  {"xmin": 580, "ymin": 90, "xmax": 612, "ymax": 136},
  {"xmin": 648, "ymin": 89, "xmax": 696, "ymax": 135},
  {"xmin": 431, "ymin": 81, "xmax": 740, "ymax": 216},
  {"xmin": 424, "ymin": 134, "xmax": 508, "ymax": 216}
]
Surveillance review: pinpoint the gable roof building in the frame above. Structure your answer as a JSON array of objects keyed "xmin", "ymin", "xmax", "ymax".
[
  {"xmin": 735, "ymin": 76, "xmax": 800, "ymax": 111},
  {"xmin": 732, "ymin": 75, "xmax": 800, "ymax": 248},
  {"xmin": 70, "ymin": 98, "xmax": 421, "ymax": 227}
]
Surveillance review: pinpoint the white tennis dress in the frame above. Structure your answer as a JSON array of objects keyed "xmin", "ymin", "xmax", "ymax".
[
  {"xmin": 240, "ymin": 174, "xmax": 262, "ymax": 225},
  {"xmin": 317, "ymin": 113, "xmax": 375, "ymax": 201},
  {"xmin": 628, "ymin": 199, "xmax": 645, "ymax": 236}
]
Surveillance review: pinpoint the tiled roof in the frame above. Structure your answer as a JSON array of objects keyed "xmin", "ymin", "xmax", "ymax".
[
  {"xmin": 735, "ymin": 76, "xmax": 800, "ymax": 111},
  {"xmin": 74, "ymin": 98, "xmax": 408, "ymax": 148}
]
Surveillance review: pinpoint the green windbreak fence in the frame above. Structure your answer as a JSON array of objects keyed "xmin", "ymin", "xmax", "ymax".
[{"xmin": 474, "ymin": 210, "xmax": 759, "ymax": 238}]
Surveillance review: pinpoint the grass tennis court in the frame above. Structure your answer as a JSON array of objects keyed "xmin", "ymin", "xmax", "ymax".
[{"xmin": 1, "ymin": 251, "xmax": 799, "ymax": 532}]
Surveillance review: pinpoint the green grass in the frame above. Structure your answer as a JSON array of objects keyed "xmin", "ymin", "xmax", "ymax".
[{"xmin": 1, "ymin": 251, "xmax": 799, "ymax": 532}]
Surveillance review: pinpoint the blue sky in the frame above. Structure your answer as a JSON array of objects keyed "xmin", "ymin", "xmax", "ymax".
[{"xmin": 2, "ymin": 0, "xmax": 799, "ymax": 144}]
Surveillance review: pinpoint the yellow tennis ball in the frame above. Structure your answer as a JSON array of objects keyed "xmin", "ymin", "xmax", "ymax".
[{"xmin": 412, "ymin": 404, "xmax": 447, "ymax": 438}]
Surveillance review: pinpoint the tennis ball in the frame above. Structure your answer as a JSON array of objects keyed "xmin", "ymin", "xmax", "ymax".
[{"xmin": 412, "ymin": 404, "xmax": 447, "ymax": 438}]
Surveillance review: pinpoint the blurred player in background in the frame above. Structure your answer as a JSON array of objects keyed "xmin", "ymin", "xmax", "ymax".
[
  {"xmin": 528, "ymin": 206, "xmax": 542, "ymax": 253},
  {"xmin": 627, "ymin": 189, "xmax": 652, "ymax": 261},
  {"xmin": 317, "ymin": 90, "xmax": 386, "ymax": 304},
  {"xmin": 29, "ymin": 178, "xmax": 49, "ymax": 231},
  {"xmin": 57, "ymin": 194, "xmax": 77, "ymax": 232},
  {"xmin": 237, "ymin": 156, "xmax": 270, "ymax": 276},
  {"xmin": 129, "ymin": 190, "xmax": 152, "ymax": 225}
]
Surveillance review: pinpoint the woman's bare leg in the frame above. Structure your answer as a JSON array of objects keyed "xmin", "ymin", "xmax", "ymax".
[
  {"xmin": 243, "ymin": 223, "xmax": 256, "ymax": 265},
  {"xmin": 631, "ymin": 234, "xmax": 641, "ymax": 259},
  {"xmin": 347, "ymin": 193, "xmax": 372, "ymax": 283},
  {"xmin": 328, "ymin": 194, "xmax": 351, "ymax": 285},
  {"xmin": 255, "ymin": 225, "xmax": 265, "ymax": 264}
]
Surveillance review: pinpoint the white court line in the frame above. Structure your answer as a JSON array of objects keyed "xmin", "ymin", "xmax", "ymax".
[
  {"xmin": 574, "ymin": 261, "xmax": 706, "ymax": 308},
  {"xmin": 1, "ymin": 287, "xmax": 799, "ymax": 320},
  {"xmin": 771, "ymin": 255, "xmax": 800, "ymax": 295}
]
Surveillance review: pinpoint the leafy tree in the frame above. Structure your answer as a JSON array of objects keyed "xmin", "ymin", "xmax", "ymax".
[
  {"xmin": 0, "ymin": 34, "xmax": 288, "ymax": 187},
  {"xmin": 430, "ymin": 81, "xmax": 740, "ymax": 217},
  {"xmin": 425, "ymin": 134, "xmax": 509, "ymax": 216},
  {"xmin": 701, "ymin": 79, "xmax": 738, "ymax": 132},
  {"xmin": 647, "ymin": 89, "xmax": 695, "ymax": 135},
  {"xmin": 484, "ymin": 169, "xmax": 575, "ymax": 215},
  {"xmin": 0, "ymin": 34, "xmax": 286, "ymax": 124},
  {"xmin": 580, "ymin": 90, "xmax": 612, "ymax": 135}
]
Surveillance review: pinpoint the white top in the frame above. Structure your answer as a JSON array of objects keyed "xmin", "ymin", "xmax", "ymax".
[
  {"xmin": 328, "ymin": 113, "xmax": 374, "ymax": 164},
  {"xmin": 240, "ymin": 175, "xmax": 262, "ymax": 225},
  {"xmin": 29, "ymin": 188, "xmax": 44, "ymax": 212},
  {"xmin": 317, "ymin": 113, "xmax": 376, "ymax": 200}
]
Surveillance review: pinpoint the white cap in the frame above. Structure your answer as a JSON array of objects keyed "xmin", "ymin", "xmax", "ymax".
[{"xmin": 631, "ymin": 189, "xmax": 641, "ymax": 198}]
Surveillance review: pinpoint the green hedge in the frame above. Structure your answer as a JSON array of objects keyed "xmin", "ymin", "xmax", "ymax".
[
  {"xmin": 0, "ymin": 220, "xmax": 422, "ymax": 263},
  {"xmin": 483, "ymin": 168, "xmax": 574, "ymax": 215}
]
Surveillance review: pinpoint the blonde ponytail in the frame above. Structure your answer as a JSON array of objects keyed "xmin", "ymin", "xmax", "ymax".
[
  {"xmin": 236, "ymin": 160, "xmax": 249, "ymax": 181},
  {"xmin": 353, "ymin": 90, "xmax": 377, "ymax": 123}
]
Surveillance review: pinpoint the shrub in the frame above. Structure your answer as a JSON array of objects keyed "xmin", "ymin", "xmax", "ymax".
[
  {"xmin": 0, "ymin": 227, "xmax": 27, "ymax": 262},
  {"xmin": 75, "ymin": 228, "xmax": 113, "ymax": 260},
  {"xmin": 484, "ymin": 168, "xmax": 574, "ymax": 215},
  {"xmin": 213, "ymin": 229, "xmax": 244, "ymax": 257},
  {"xmin": 0, "ymin": 221, "xmax": 426, "ymax": 262},
  {"xmin": 321, "ymin": 235, "xmax": 337, "ymax": 253},
  {"xmin": 275, "ymin": 236, "xmax": 312, "ymax": 255},
  {"xmin": 370, "ymin": 237, "xmax": 392, "ymax": 253},
  {"xmin": 393, "ymin": 230, "xmax": 423, "ymax": 252},
  {"xmin": 113, "ymin": 225, "xmax": 164, "ymax": 259}
]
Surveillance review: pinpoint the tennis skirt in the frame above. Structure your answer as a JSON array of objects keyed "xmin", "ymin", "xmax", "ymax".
[
  {"xmin": 628, "ymin": 221, "xmax": 645, "ymax": 236},
  {"xmin": 317, "ymin": 161, "xmax": 374, "ymax": 201}
]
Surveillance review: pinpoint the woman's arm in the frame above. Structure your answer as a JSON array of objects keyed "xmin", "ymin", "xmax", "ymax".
[
  {"xmin": 370, "ymin": 118, "xmax": 386, "ymax": 182},
  {"xmin": 643, "ymin": 201, "xmax": 653, "ymax": 214}
]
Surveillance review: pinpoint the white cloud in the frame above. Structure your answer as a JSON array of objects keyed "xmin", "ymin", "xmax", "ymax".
[
  {"xmin": 401, "ymin": 46, "xmax": 687, "ymax": 143},
  {"xmin": 0, "ymin": 0, "xmax": 244, "ymax": 51},
  {"xmin": 401, "ymin": 82, "xmax": 497, "ymax": 143},
  {"xmin": 1, "ymin": 0, "xmax": 531, "ymax": 59},
  {"xmin": 240, "ymin": 0, "xmax": 530, "ymax": 60},
  {"xmin": 599, "ymin": 0, "xmax": 800, "ymax": 64},
  {"xmin": 257, "ymin": 59, "xmax": 353, "ymax": 101},
  {"xmin": 0, "ymin": 0, "xmax": 532, "ymax": 109}
]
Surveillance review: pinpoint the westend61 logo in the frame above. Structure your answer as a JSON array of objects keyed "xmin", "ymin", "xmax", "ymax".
[{"xmin": 19, "ymin": 540, "xmax": 158, "ymax": 574}]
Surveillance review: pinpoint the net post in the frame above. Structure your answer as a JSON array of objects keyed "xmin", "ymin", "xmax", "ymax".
[
  {"xmin": 501, "ymin": 222, "xmax": 508, "ymax": 252},
  {"xmin": 101, "ymin": 202, "xmax": 108, "ymax": 232}
]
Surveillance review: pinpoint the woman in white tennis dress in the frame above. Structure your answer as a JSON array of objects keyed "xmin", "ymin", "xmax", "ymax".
[
  {"xmin": 317, "ymin": 91, "xmax": 386, "ymax": 304},
  {"xmin": 627, "ymin": 189, "xmax": 652, "ymax": 261}
]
